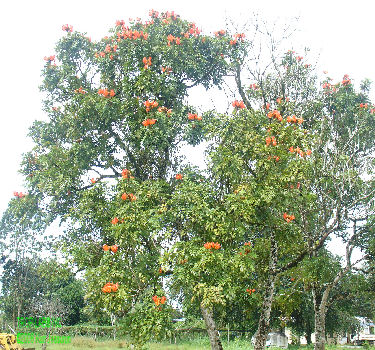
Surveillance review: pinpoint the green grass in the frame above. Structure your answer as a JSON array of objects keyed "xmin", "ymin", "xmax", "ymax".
[{"xmin": 17, "ymin": 336, "xmax": 371, "ymax": 349}]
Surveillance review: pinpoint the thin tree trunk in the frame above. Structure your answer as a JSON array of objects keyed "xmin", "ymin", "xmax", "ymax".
[
  {"xmin": 306, "ymin": 329, "xmax": 312, "ymax": 345},
  {"xmin": 201, "ymin": 304, "xmax": 223, "ymax": 350},
  {"xmin": 254, "ymin": 233, "xmax": 278, "ymax": 350},
  {"xmin": 313, "ymin": 287, "xmax": 328, "ymax": 350},
  {"xmin": 253, "ymin": 274, "xmax": 276, "ymax": 350}
]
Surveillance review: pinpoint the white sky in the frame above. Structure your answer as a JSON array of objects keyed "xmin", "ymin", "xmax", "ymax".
[{"xmin": 0, "ymin": 0, "xmax": 373, "ymax": 262}]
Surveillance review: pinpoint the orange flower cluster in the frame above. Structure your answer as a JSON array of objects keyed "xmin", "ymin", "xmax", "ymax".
[
  {"xmin": 283, "ymin": 213, "xmax": 295, "ymax": 223},
  {"xmin": 91, "ymin": 178, "xmax": 97, "ymax": 184},
  {"xmin": 246, "ymin": 288, "xmax": 256, "ymax": 295},
  {"xmin": 360, "ymin": 103, "xmax": 368, "ymax": 108},
  {"xmin": 62, "ymin": 24, "xmax": 73, "ymax": 32},
  {"xmin": 102, "ymin": 282, "xmax": 118, "ymax": 293},
  {"xmin": 122, "ymin": 168, "xmax": 131, "ymax": 179},
  {"xmin": 74, "ymin": 87, "xmax": 87, "ymax": 94},
  {"xmin": 188, "ymin": 113, "xmax": 202, "ymax": 120},
  {"xmin": 371, "ymin": 109, "xmax": 375, "ymax": 114},
  {"xmin": 103, "ymin": 244, "xmax": 118, "ymax": 253},
  {"xmin": 180, "ymin": 22, "xmax": 200, "ymax": 38},
  {"xmin": 286, "ymin": 115, "xmax": 303, "ymax": 124},
  {"xmin": 267, "ymin": 110, "xmax": 283, "ymax": 121},
  {"xmin": 304, "ymin": 64, "xmax": 311, "ymax": 68},
  {"xmin": 204, "ymin": 242, "xmax": 221, "ymax": 250},
  {"xmin": 296, "ymin": 56, "xmax": 303, "ymax": 61},
  {"xmin": 230, "ymin": 33, "xmax": 245, "ymax": 46},
  {"xmin": 144, "ymin": 100, "xmax": 158, "ymax": 112},
  {"xmin": 214, "ymin": 30, "xmax": 226, "ymax": 37},
  {"xmin": 121, "ymin": 192, "xmax": 137, "ymax": 201},
  {"xmin": 158, "ymin": 106, "xmax": 172, "ymax": 116},
  {"xmin": 267, "ymin": 155, "xmax": 280, "ymax": 162},
  {"xmin": 116, "ymin": 28, "xmax": 148, "ymax": 41},
  {"xmin": 111, "ymin": 217, "xmax": 119, "ymax": 225},
  {"xmin": 249, "ymin": 83, "xmax": 259, "ymax": 90},
  {"xmin": 161, "ymin": 66, "xmax": 173, "ymax": 74},
  {"xmin": 342, "ymin": 74, "xmax": 351, "ymax": 86},
  {"xmin": 276, "ymin": 97, "xmax": 289, "ymax": 104},
  {"xmin": 290, "ymin": 182, "xmax": 301, "ymax": 189},
  {"xmin": 152, "ymin": 295, "xmax": 167, "ymax": 306},
  {"xmin": 265, "ymin": 136, "xmax": 277, "ymax": 147},
  {"xmin": 98, "ymin": 89, "xmax": 115, "ymax": 97},
  {"xmin": 44, "ymin": 55, "xmax": 55, "ymax": 62},
  {"xmin": 175, "ymin": 173, "xmax": 183, "ymax": 180},
  {"xmin": 115, "ymin": 20, "xmax": 125, "ymax": 26},
  {"xmin": 13, "ymin": 191, "xmax": 25, "ymax": 198},
  {"xmin": 244, "ymin": 242, "xmax": 252, "ymax": 255},
  {"xmin": 143, "ymin": 56, "xmax": 152, "ymax": 69},
  {"xmin": 289, "ymin": 146, "xmax": 312, "ymax": 157},
  {"xmin": 149, "ymin": 9, "xmax": 159, "ymax": 18},
  {"xmin": 142, "ymin": 118, "xmax": 157, "ymax": 126},
  {"xmin": 167, "ymin": 34, "xmax": 181, "ymax": 46},
  {"xmin": 162, "ymin": 11, "xmax": 178, "ymax": 21},
  {"xmin": 232, "ymin": 100, "xmax": 245, "ymax": 109}
]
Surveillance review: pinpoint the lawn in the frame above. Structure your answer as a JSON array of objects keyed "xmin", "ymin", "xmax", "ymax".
[{"xmin": 19, "ymin": 336, "xmax": 369, "ymax": 349}]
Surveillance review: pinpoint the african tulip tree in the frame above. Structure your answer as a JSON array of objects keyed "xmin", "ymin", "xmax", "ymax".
[
  {"xmin": 233, "ymin": 44, "xmax": 375, "ymax": 349},
  {"xmin": 16, "ymin": 9, "xmax": 249, "ymax": 349}
]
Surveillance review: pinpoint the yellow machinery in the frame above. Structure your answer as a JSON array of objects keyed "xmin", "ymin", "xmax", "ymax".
[{"xmin": 0, "ymin": 333, "xmax": 34, "ymax": 350}]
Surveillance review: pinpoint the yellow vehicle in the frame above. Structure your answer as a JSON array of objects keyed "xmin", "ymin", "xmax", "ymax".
[{"xmin": 0, "ymin": 333, "xmax": 34, "ymax": 350}]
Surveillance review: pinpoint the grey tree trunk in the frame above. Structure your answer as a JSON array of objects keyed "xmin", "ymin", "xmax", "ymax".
[
  {"xmin": 313, "ymin": 287, "xmax": 328, "ymax": 350},
  {"xmin": 253, "ymin": 274, "xmax": 276, "ymax": 350},
  {"xmin": 201, "ymin": 304, "xmax": 223, "ymax": 350},
  {"xmin": 254, "ymin": 233, "xmax": 278, "ymax": 350}
]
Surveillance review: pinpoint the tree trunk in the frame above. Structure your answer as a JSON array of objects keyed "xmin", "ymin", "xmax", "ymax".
[
  {"xmin": 253, "ymin": 274, "xmax": 276, "ymax": 350},
  {"xmin": 314, "ymin": 310, "xmax": 326, "ymax": 350},
  {"xmin": 200, "ymin": 304, "xmax": 223, "ymax": 350},
  {"xmin": 306, "ymin": 330, "xmax": 312, "ymax": 345},
  {"xmin": 253, "ymin": 232, "xmax": 278, "ymax": 350},
  {"xmin": 313, "ymin": 287, "xmax": 328, "ymax": 350}
]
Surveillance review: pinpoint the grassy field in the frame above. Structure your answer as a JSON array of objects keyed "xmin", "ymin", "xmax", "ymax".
[{"xmin": 19, "ymin": 336, "xmax": 369, "ymax": 349}]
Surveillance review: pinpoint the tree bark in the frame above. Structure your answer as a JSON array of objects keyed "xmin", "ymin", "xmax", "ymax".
[
  {"xmin": 201, "ymin": 304, "xmax": 223, "ymax": 350},
  {"xmin": 306, "ymin": 328, "xmax": 312, "ymax": 345},
  {"xmin": 253, "ymin": 273, "xmax": 276, "ymax": 350},
  {"xmin": 254, "ymin": 233, "xmax": 278, "ymax": 350},
  {"xmin": 313, "ymin": 287, "xmax": 328, "ymax": 350}
]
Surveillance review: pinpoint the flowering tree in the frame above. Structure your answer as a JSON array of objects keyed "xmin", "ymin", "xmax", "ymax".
[{"xmin": 16, "ymin": 10, "xmax": 250, "ymax": 349}]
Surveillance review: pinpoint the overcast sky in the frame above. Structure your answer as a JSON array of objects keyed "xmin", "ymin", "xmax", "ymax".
[{"xmin": 0, "ymin": 0, "xmax": 373, "ymax": 261}]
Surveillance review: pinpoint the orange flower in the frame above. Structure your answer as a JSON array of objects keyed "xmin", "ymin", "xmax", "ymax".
[
  {"xmin": 276, "ymin": 97, "xmax": 282, "ymax": 104},
  {"xmin": 122, "ymin": 168, "xmax": 131, "ymax": 179},
  {"xmin": 283, "ymin": 213, "xmax": 295, "ymax": 223},
  {"xmin": 188, "ymin": 113, "xmax": 196, "ymax": 120},
  {"xmin": 152, "ymin": 295, "xmax": 160, "ymax": 306},
  {"xmin": 62, "ymin": 24, "xmax": 73, "ymax": 32},
  {"xmin": 111, "ymin": 217, "xmax": 119, "ymax": 225},
  {"xmin": 204, "ymin": 242, "xmax": 221, "ymax": 250},
  {"xmin": 142, "ymin": 118, "xmax": 156, "ymax": 127},
  {"xmin": 305, "ymin": 149, "xmax": 312, "ymax": 156},
  {"xmin": 91, "ymin": 178, "xmax": 96, "ymax": 184},
  {"xmin": 121, "ymin": 193, "xmax": 128, "ymax": 200},
  {"xmin": 111, "ymin": 283, "xmax": 119, "ymax": 292},
  {"xmin": 232, "ymin": 100, "xmax": 245, "ymax": 109},
  {"xmin": 289, "ymin": 146, "xmax": 294, "ymax": 153},
  {"xmin": 129, "ymin": 193, "xmax": 137, "ymax": 201},
  {"xmin": 271, "ymin": 136, "xmax": 277, "ymax": 146},
  {"xmin": 103, "ymin": 244, "xmax": 110, "ymax": 251},
  {"xmin": 111, "ymin": 245, "xmax": 118, "ymax": 253},
  {"xmin": 160, "ymin": 296, "xmax": 167, "ymax": 304},
  {"xmin": 265, "ymin": 137, "xmax": 271, "ymax": 146},
  {"xmin": 175, "ymin": 173, "xmax": 183, "ymax": 180}
]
